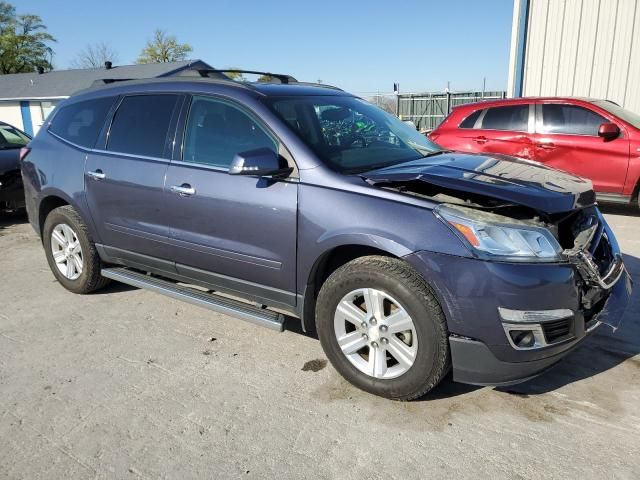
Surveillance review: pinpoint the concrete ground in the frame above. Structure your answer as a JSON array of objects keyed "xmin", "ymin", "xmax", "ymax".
[{"xmin": 0, "ymin": 206, "xmax": 639, "ymax": 480}]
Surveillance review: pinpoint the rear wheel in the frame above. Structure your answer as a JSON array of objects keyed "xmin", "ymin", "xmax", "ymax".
[
  {"xmin": 43, "ymin": 206, "xmax": 110, "ymax": 294},
  {"xmin": 316, "ymin": 256, "xmax": 450, "ymax": 400}
]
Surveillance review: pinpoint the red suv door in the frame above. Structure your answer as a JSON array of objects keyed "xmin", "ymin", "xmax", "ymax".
[
  {"xmin": 437, "ymin": 104, "xmax": 536, "ymax": 160},
  {"xmin": 531, "ymin": 102, "xmax": 629, "ymax": 193}
]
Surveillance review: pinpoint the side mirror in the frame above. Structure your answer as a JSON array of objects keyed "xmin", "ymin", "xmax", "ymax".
[
  {"xmin": 228, "ymin": 148, "xmax": 292, "ymax": 178},
  {"xmin": 598, "ymin": 122, "xmax": 620, "ymax": 140}
]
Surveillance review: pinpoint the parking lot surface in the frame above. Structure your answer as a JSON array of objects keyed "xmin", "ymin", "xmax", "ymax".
[{"xmin": 1, "ymin": 207, "xmax": 639, "ymax": 479}]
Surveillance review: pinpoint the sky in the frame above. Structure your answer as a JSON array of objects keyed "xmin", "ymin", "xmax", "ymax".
[{"xmin": 18, "ymin": 0, "xmax": 515, "ymax": 95}]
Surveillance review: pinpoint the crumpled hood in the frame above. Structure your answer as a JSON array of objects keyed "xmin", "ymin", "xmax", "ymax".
[{"xmin": 363, "ymin": 152, "xmax": 596, "ymax": 214}]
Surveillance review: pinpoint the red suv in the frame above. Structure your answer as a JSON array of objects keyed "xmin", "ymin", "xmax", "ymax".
[{"xmin": 429, "ymin": 97, "xmax": 640, "ymax": 206}]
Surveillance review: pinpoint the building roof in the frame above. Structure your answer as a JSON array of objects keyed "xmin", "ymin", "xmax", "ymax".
[{"xmin": 0, "ymin": 59, "xmax": 212, "ymax": 100}]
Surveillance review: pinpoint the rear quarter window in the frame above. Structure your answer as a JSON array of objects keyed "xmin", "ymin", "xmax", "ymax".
[
  {"xmin": 49, "ymin": 97, "xmax": 116, "ymax": 148},
  {"xmin": 458, "ymin": 109, "xmax": 482, "ymax": 129}
]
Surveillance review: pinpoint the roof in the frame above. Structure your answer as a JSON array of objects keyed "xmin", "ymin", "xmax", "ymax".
[
  {"xmin": 72, "ymin": 76, "xmax": 348, "ymax": 101},
  {"xmin": 453, "ymin": 96, "xmax": 603, "ymax": 110},
  {"xmin": 251, "ymin": 82, "xmax": 345, "ymax": 96},
  {"xmin": 0, "ymin": 59, "xmax": 213, "ymax": 100}
]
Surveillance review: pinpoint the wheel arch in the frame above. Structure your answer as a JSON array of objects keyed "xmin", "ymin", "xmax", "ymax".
[
  {"xmin": 300, "ymin": 238, "xmax": 413, "ymax": 333},
  {"xmin": 37, "ymin": 190, "xmax": 93, "ymax": 241}
]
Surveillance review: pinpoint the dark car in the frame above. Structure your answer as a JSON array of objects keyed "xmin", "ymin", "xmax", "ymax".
[
  {"xmin": 21, "ymin": 71, "xmax": 632, "ymax": 400},
  {"xmin": 0, "ymin": 121, "xmax": 31, "ymax": 212},
  {"xmin": 429, "ymin": 97, "xmax": 640, "ymax": 206}
]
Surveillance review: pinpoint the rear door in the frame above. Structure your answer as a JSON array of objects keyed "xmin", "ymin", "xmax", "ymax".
[
  {"xmin": 85, "ymin": 93, "xmax": 182, "ymax": 263},
  {"xmin": 465, "ymin": 104, "xmax": 536, "ymax": 159},
  {"xmin": 163, "ymin": 95, "xmax": 298, "ymax": 309},
  {"xmin": 531, "ymin": 103, "xmax": 629, "ymax": 193}
]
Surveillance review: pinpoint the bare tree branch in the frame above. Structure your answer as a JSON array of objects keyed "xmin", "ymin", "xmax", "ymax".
[{"xmin": 70, "ymin": 42, "xmax": 119, "ymax": 69}]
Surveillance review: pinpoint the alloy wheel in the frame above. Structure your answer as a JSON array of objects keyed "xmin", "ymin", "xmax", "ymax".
[
  {"xmin": 50, "ymin": 223, "xmax": 83, "ymax": 280},
  {"xmin": 333, "ymin": 288, "xmax": 418, "ymax": 379}
]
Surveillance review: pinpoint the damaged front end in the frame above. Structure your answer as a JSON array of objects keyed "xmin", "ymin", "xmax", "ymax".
[
  {"xmin": 559, "ymin": 207, "xmax": 632, "ymax": 331},
  {"xmin": 365, "ymin": 175, "xmax": 632, "ymax": 333}
]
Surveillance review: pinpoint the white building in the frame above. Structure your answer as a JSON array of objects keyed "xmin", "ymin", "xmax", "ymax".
[
  {"xmin": 507, "ymin": 0, "xmax": 640, "ymax": 113},
  {"xmin": 0, "ymin": 59, "xmax": 212, "ymax": 136}
]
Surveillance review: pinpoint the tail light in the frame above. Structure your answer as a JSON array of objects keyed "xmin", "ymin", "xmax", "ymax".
[{"xmin": 19, "ymin": 147, "xmax": 31, "ymax": 162}]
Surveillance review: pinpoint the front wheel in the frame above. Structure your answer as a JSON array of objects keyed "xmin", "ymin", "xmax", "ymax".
[{"xmin": 316, "ymin": 256, "xmax": 450, "ymax": 400}]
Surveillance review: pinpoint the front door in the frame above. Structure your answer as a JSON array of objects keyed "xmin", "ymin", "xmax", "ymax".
[
  {"xmin": 163, "ymin": 95, "xmax": 298, "ymax": 309},
  {"xmin": 85, "ymin": 94, "xmax": 182, "ymax": 261},
  {"xmin": 532, "ymin": 103, "xmax": 629, "ymax": 193}
]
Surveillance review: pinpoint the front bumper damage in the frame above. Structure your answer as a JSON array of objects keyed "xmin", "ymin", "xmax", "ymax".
[{"xmin": 406, "ymin": 213, "xmax": 633, "ymax": 387}]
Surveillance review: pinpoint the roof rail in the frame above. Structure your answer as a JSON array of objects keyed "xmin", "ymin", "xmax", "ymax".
[
  {"xmin": 91, "ymin": 78, "xmax": 134, "ymax": 86},
  {"xmin": 195, "ymin": 69, "xmax": 298, "ymax": 84}
]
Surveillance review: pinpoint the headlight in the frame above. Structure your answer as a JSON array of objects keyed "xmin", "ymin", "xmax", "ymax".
[{"xmin": 434, "ymin": 204, "xmax": 562, "ymax": 262}]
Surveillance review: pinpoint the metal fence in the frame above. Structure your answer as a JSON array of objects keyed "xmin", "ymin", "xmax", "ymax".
[{"xmin": 398, "ymin": 90, "xmax": 507, "ymax": 131}]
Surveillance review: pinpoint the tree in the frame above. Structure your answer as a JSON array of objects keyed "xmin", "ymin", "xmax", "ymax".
[
  {"xmin": 70, "ymin": 42, "xmax": 119, "ymax": 69},
  {"xmin": 0, "ymin": 1, "xmax": 56, "ymax": 74},
  {"xmin": 369, "ymin": 95, "xmax": 396, "ymax": 115},
  {"xmin": 137, "ymin": 29, "xmax": 192, "ymax": 64},
  {"xmin": 221, "ymin": 68, "xmax": 244, "ymax": 81}
]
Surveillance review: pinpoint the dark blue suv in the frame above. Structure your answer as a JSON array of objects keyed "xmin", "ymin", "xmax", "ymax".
[{"xmin": 21, "ymin": 71, "xmax": 632, "ymax": 400}]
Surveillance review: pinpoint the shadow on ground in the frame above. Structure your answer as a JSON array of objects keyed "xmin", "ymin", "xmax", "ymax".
[
  {"xmin": 599, "ymin": 203, "xmax": 640, "ymax": 217},
  {"xmin": 0, "ymin": 210, "xmax": 28, "ymax": 234}
]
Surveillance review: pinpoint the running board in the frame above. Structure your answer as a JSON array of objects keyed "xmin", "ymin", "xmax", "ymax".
[{"xmin": 101, "ymin": 267, "xmax": 285, "ymax": 331}]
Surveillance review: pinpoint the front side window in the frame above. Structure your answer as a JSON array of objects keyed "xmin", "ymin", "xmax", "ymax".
[
  {"xmin": 182, "ymin": 96, "xmax": 277, "ymax": 168},
  {"xmin": 107, "ymin": 94, "xmax": 179, "ymax": 158},
  {"xmin": 265, "ymin": 95, "xmax": 440, "ymax": 174},
  {"xmin": 540, "ymin": 104, "xmax": 606, "ymax": 136},
  {"xmin": 0, "ymin": 124, "xmax": 30, "ymax": 149},
  {"xmin": 480, "ymin": 105, "xmax": 529, "ymax": 131},
  {"xmin": 49, "ymin": 96, "xmax": 115, "ymax": 148}
]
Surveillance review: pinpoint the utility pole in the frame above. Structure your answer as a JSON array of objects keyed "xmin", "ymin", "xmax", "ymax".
[{"xmin": 394, "ymin": 82, "xmax": 400, "ymax": 117}]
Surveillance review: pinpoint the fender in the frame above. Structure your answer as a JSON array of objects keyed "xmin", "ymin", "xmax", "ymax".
[{"xmin": 36, "ymin": 186, "xmax": 101, "ymax": 243}]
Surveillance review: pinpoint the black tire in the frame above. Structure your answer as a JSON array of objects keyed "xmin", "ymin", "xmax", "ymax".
[
  {"xmin": 316, "ymin": 256, "xmax": 450, "ymax": 400},
  {"xmin": 42, "ymin": 205, "xmax": 110, "ymax": 294}
]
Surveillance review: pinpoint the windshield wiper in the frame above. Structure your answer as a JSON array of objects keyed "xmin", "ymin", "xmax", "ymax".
[{"xmin": 420, "ymin": 149, "xmax": 452, "ymax": 158}]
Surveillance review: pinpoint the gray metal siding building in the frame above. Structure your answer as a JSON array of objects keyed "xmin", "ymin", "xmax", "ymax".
[{"xmin": 507, "ymin": 0, "xmax": 640, "ymax": 113}]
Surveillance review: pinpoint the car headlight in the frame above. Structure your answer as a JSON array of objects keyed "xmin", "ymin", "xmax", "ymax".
[{"xmin": 434, "ymin": 204, "xmax": 562, "ymax": 262}]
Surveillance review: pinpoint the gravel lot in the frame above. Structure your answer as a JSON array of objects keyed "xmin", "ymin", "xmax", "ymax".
[{"xmin": 1, "ymin": 206, "xmax": 639, "ymax": 479}]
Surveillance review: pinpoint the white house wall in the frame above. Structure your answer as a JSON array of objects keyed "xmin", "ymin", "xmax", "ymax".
[{"xmin": 0, "ymin": 102, "xmax": 24, "ymax": 130}]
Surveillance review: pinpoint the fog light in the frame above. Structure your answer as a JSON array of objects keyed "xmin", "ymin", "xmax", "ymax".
[{"xmin": 509, "ymin": 330, "xmax": 535, "ymax": 348}]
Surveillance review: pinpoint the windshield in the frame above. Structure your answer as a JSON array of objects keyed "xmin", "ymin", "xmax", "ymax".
[
  {"xmin": 0, "ymin": 124, "xmax": 30, "ymax": 149},
  {"xmin": 593, "ymin": 100, "xmax": 640, "ymax": 129},
  {"xmin": 264, "ymin": 95, "xmax": 441, "ymax": 173}
]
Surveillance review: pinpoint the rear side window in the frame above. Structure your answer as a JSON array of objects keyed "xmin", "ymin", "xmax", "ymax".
[
  {"xmin": 540, "ymin": 104, "xmax": 606, "ymax": 136},
  {"xmin": 107, "ymin": 95, "xmax": 179, "ymax": 158},
  {"xmin": 182, "ymin": 96, "xmax": 277, "ymax": 168},
  {"xmin": 49, "ymin": 97, "xmax": 115, "ymax": 148},
  {"xmin": 458, "ymin": 109, "xmax": 482, "ymax": 129},
  {"xmin": 481, "ymin": 105, "xmax": 529, "ymax": 131}
]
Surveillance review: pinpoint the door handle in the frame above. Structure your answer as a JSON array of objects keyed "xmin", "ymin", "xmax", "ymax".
[
  {"xmin": 473, "ymin": 136, "xmax": 488, "ymax": 144},
  {"xmin": 170, "ymin": 184, "xmax": 196, "ymax": 196},
  {"xmin": 536, "ymin": 142, "xmax": 555, "ymax": 150},
  {"xmin": 87, "ymin": 169, "xmax": 105, "ymax": 180}
]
